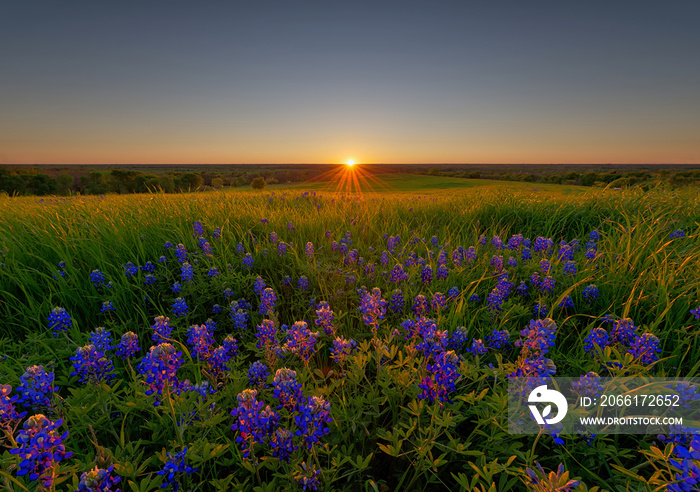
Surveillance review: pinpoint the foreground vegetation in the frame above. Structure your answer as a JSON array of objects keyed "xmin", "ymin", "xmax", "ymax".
[{"xmin": 1, "ymin": 179, "xmax": 699, "ymax": 491}]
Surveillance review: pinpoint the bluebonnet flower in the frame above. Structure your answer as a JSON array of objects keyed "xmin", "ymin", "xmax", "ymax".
[
  {"xmin": 171, "ymin": 282, "xmax": 182, "ymax": 293},
  {"xmin": 180, "ymin": 262, "xmax": 194, "ymax": 282},
  {"xmin": 116, "ymin": 332, "xmax": 140, "ymax": 359},
  {"xmin": 492, "ymin": 236, "xmax": 504, "ymax": 250},
  {"xmin": 144, "ymin": 274, "xmax": 156, "ymax": 285},
  {"xmin": 415, "ymin": 322, "xmax": 448, "ymax": 360},
  {"xmin": 101, "ymin": 300, "xmax": 115, "ymax": 312},
  {"xmin": 269, "ymin": 428, "xmax": 297, "ymax": 462},
  {"xmin": 507, "ymin": 256, "xmax": 517, "ymax": 268},
  {"xmin": 157, "ymin": 447, "xmax": 198, "ymax": 492},
  {"xmin": 380, "ymin": 251, "xmax": 390, "ymax": 266},
  {"xmin": 666, "ymin": 434, "xmax": 700, "ymax": 492},
  {"xmin": 431, "ymin": 292, "xmax": 447, "ymax": 311},
  {"xmin": 211, "ymin": 304, "xmax": 222, "ymax": 314},
  {"xmin": 298, "ymin": 276, "xmax": 309, "ymax": 291},
  {"xmin": 282, "ymin": 322, "xmax": 319, "ymax": 364},
  {"xmin": 478, "ymin": 234, "xmax": 487, "ymax": 245},
  {"xmin": 90, "ymin": 269, "xmax": 107, "ymax": 287},
  {"xmin": 533, "ymin": 303, "xmax": 548, "ymax": 318},
  {"xmin": 192, "ymin": 221, "xmax": 205, "ymax": 237},
  {"xmin": 563, "ymin": 261, "xmax": 577, "ymax": 276},
  {"xmin": 223, "ymin": 335, "xmax": 238, "ymax": 359},
  {"xmin": 521, "ymin": 247, "xmax": 532, "ymax": 262},
  {"xmin": 259, "ymin": 287, "xmax": 277, "ymax": 316},
  {"xmin": 187, "ymin": 324, "xmax": 214, "ymax": 359},
  {"xmin": 627, "ymin": 333, "xmax": 661, "ymax": 364},
  {"xmin": 123, "ymin": 261, "xmax": 138, "ymax": 277},
  {"xmin": 540, "ymin": 276, "xmax": 555, "ymax": 293},
  {"xmin": 294, "ymin": 462, "xmax": 321, "ymax": 491},
  {"xmin": 447, "ymin": 286, "xmax": 460, "ymax": 299},
  {"xmin": 436, "ymin": 264, "xmax": 449, "ymax": 280},
  {"xmin": 516, "ymin": 281, "xmax": 528, "ymax": 298},
  {"xmin": 174, "ymin": 244, "xmax": 188, "ymax": 263},
  {"xmin": 90, "ymin": 327, "xmax": 114, "ymax": 352},
  {"xmin": 421, "ymin": 265, "xmax": 433, "ymax": 285},
  {"xmin": 670, "ymin": 229, "xmax": 686, "ymax": 239},
  {"xmin": 57, "ymin": 260, "xmax": 66, "ymax": 269},
  {"xmin": 491, "ymin": 255, "xmax": 504, "ymax": 272},
  {"xmin": 464, "ymin": 246, "xmax": 477, "ymax": 263},
  {"xmin": 48, "ymin": 306, "xmax": 73, "ymax": 336},
  {"xmin": 559, "ymin": 296, "xmax": 574, "ymax": 310},
  {"xmin": 211, "ymin": 226, "xmax": 221, "ymax": 239},
  {"xmin": 558, "ymin": 242, "xmax": 575, "ymax": 262},
  {"xmin": 610, "ymin": 318, "xmax": 637, "ymax": 346},
  {"xmin": 486, "ymin": 328, "xmax": 511, "ymax": 349},
  {"xmin": 584, "ymin": 248, "xmax": 596, "ymax": 260},
  {"xmin": 303, "ymin": 242, "xmax": 314, "ymax": 259},
  {"xmin": 9, "ymin": 414, "xmax": 73, "ymax": 488},
  {"xmin": 269, "ymin": 231, "xmax": 279, "ymax": 243},
  {"xmin": 230, "ymin": 302, "xmax": 249, "ymax": 330},
  {"xmin": 330, "ymin": 336, "xmax": 358, "ymax": 364},
  {"xmin": 447, "ymin": 327, "xmax": 469, "ymax": 351},
  {"xmin": 223, "ymin": 287, "xmax": 234, "ymax": 299},
  {"xmin": 359, "ymin": 287, "xmax": 387, "ymax": 331},
  {"xmin": 468, "ymin": 293, "xmax": 481, "ymax": 302},
  {"xmin": 207, "ymin": 267, "xmax": 220, "ymax": 277},
  {"xmin": 524, "ymin": 462, "xmax": 580, "ymax": 492},
  {"xmin": 467, "ymin": 339, "xmax": 488, "ymax": 356},
  {"xmin": 589, "ymin": 230, "xmax": 600, "ymax": 241},
  {"xmin": 254, "ymin": 276, "xmax": 266, "ymax": 296},
  {"xmin": 387, "ymin": 235, "xmax": 400, "ymax": 253},
  {"xmin": 172, "ymin": 297, "xmax": 188, "ymax": 317},
  {"xmin": 412, "ymin": 294, "xmax": 429, "ymax": 316},
  {"xmin": 70, "ymin": 344, "xmax": 115, "ymax": 384},
  {"xmin": 582, "ymin": 284, "xmax": 599, "ymax": 303},
  {"xmin": 583, "ymin": 327, "xmax": 610, "ymax": 354},
  {"xmin": 152, "ymin": 316, "xmax": 173, "ymax": 343},
  {"xmin": 452, "ymin": 247, "xmax": 464, "ymax": 267},
  {"xmin": 273, "ymin": 368, "xmax": 304, "ymax": 411},
  {"xmin": 199, "ymin": 238, "xmax": 213, "ymax": 256},
  {"xmin": 507, "ymin": 234, "xmax": 524, "ymax": 250},
  {"xmin": 277, "ymin": 242, "xmax": 289, "ymax": 257},
  {"xmin": 256, "ymin": 319, "xmax": 278, "ymax": 349},
  {"xmin": 141, "ymin": 261, "xmax": 155, "ymax": 273},
  {"xmin": 418, "ymin": 351, "xmax": 461, "ymax": 405},
  {"xmin": 690, "ymin": 306, "xmax": 700, "ymax": 319},
  {"xmin": 390, "ymin": 264, "xmax": 409, "ymax": 283},
  {"xmin": 295, "ymin": 395, "xmax": 333, "ymax": 450},
  {"xmin": 16, "ymin": 366, "xmax": 55, "ymax": 410},
  {"xmin": 76, "ymin": 465, "xmax": 122, "ymax": 491},
  {"xmin": 164, "ymin": 241, "xmax": 173, "ymax": 249},
  {"xmin": 539, "ymin": 259, "xmax": 551, "ymax": 274},
  {"xmin": 533, "ymin": 237, "xmax": 554, "ymax": 253},
  {"xmin": 261, "ymin": 218, "xmax": 269, "ymax": 225},
  {"xmin": 248, "ymin": 361, "xmax": 270, "ymax": 388},
  {"xmin": 570, "ymin": 372, "xmax": 604, "ymax": 398},
  {"xmin": 314, "ymin": 301, "xmax": 336, "ymax": 336},
  {"xmin": 137, "ymin": 343, "xmax": 184, "ymax": 406}
]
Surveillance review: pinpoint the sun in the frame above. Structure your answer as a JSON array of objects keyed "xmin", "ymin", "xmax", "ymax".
[{"xmin": 346, "ymin": 159, "xmax": 355, "ymax": 167}]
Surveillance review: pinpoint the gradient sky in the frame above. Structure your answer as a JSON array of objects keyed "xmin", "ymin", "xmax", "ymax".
[{"xmin": 2, "ymin": 1, "xmax": 699, "ymax": 164}]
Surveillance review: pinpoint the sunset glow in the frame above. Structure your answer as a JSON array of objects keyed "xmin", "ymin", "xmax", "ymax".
[{"xmin": 347, "ymin": 160, "xmax": 355, "ymax": 166}]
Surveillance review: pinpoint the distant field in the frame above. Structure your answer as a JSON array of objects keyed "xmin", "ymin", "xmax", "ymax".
[{"xmin": 290, "ymin": 173, "xmax": 588, "ymax": 196}]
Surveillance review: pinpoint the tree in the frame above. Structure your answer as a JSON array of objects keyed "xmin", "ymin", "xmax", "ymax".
[
  {"xmin": 251, "ymin": 177, "xmax": 266, "ymax": 190},
  {"xmin": 56, "ymin": 174, "xmax": 74, "ymax": 195},
  {"xmin": 180, "ymin": 173, "xmax": 204, "ymax": 191},
  {"xmin": 211, "ymin": 177, "xmax": 224, "ymax": 189}
]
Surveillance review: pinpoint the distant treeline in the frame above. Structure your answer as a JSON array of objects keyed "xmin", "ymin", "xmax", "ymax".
[
  {"xmin": 0, "ymin": 168, "xmax": 321, "ymax": 196},
  {"xmin": 421, "ymin": 167, "xmax": 700, "ymax": 189},
  {"xmin": 2, "ymin": 165, "xmax": 700, "ymax": 196}
]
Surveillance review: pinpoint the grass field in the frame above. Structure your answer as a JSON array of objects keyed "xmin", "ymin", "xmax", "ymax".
[{"xmin": 1, "ymin": 175, "xmax": 699, "ymax": 491}]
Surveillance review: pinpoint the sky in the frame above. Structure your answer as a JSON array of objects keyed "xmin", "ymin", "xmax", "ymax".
[{"xmin": 1, "ymin": 1, "xmax": 699, "ymax": 165}]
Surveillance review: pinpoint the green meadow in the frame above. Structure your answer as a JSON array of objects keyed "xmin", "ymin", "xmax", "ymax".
[{"xmin": 1, "ymin": 175, "xmax": 699, "ymax": 491}]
